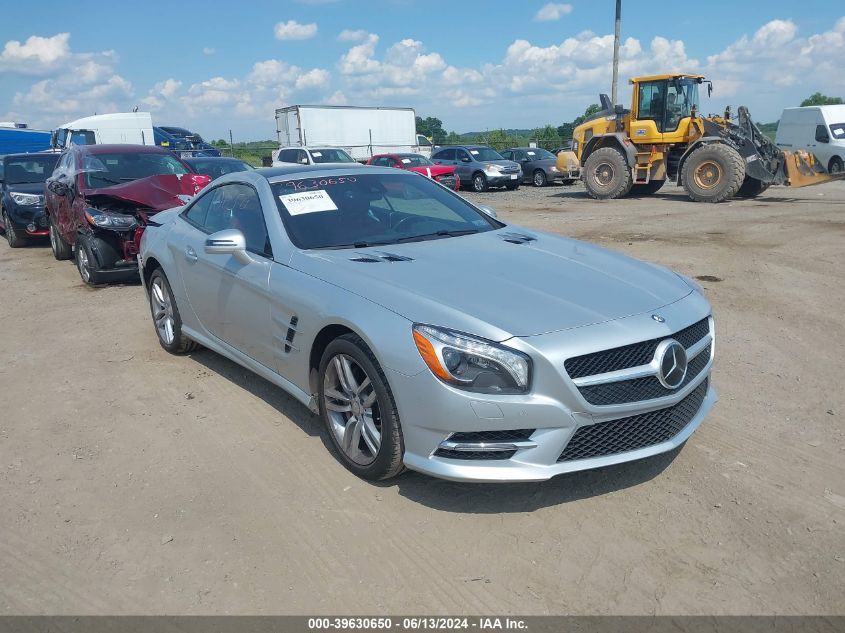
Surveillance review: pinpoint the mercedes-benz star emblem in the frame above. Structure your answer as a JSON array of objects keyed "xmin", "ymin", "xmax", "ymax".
[
  {"xmin": 655, "ymin": 339, "xmax": 688, "ymax": 389},
  {"xmin": 651, "ymin": 314, "xmax": 665, "ymax": 323}
]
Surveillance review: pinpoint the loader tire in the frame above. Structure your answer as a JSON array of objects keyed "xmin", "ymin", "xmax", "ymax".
[
  {"xmin": 628, "ymin": 179, "xmax": 666, "ymax": 197},
  {"xmin": 734, "ymin": 176, "xmax": 770, "ymax": 199},
  {"xmin": 583, "ymin": 147, "xmax": 632, "ymax": 200},
  {"xmin": 681, "ymin": 144, "xmax": 745, "ymax": 203}
]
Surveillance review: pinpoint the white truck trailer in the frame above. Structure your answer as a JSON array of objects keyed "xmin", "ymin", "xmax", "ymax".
[{"xmin": 274, "ymin": 105, "xmax": 432, "ymax": 161}]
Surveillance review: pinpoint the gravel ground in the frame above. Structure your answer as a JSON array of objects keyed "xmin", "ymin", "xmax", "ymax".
[{"xmin": 1, "ymin": 180, "xmax": 843, "ymax": 615}]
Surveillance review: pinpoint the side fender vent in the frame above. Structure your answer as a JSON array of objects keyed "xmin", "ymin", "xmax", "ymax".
[
  {"xmin": 500, "ymin": 232, "xmax": 537, "ymax": 245},
  {"xmin": 375, "ymin": 251, "xmax": 414, "ymax": 262},
  {"xmin": 350, "ymin": 252, "xmax": 414, "ymax": 263},
  {"xmin": 284, "ymin": 316, "xmax": 299, "ymax": 353}
]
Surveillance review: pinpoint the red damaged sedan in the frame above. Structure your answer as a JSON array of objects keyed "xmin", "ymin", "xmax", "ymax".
[
  {"xmin": 45, "ymin": 144, "xmax": 210, "ymax": 286},
  {"xmin": 366, "ymin": 153, "xmax": 460, "ymax": 190}
]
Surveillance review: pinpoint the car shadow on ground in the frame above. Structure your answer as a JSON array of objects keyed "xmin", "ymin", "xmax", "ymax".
[{"xmin": 187, "ymin": 348, "xmax": 683, "ymax": 512}]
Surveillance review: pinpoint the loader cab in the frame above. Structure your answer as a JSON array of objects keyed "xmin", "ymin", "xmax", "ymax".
[{"xmin": 629, "ymin": 74, "xmax": 706, "ymax": 142}]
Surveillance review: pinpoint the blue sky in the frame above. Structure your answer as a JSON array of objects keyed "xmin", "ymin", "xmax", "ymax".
[{"xmin": 1, "ymin": 0, "xmax": 843, "ymax": 141}]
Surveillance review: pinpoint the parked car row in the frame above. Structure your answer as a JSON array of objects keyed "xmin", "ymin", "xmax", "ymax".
[{"xmin": 0, "ymin": 149, "xmax": 716, "ymax": 484}]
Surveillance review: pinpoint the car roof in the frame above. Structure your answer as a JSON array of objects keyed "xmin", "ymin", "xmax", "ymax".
[
  {"xmin": 185, "ymin": 156, "xmax": 245, "ymax": 163},
  {"xmin": 71, "ymin": 144, "xmax": 173, "ymax": 155},
  {"xmin": 434, "ymin": 144, "xmax": 490, "ymax": 151},
  {"xmin": 255, "ymin": 163, "xmax": 391, "ymax": 183}
]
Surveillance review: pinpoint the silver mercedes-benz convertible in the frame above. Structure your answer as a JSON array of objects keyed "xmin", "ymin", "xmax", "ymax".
[{"xmin": 138, "ymin": 163, "xmax": 716, "ymax": 482}]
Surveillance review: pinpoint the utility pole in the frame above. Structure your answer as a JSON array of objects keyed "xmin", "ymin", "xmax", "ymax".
[{"xmin": 611, "ymin": 0, "xmax": 621, "ymax": 106}]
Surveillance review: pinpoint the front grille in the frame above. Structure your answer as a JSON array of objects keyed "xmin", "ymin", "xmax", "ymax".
[
  {"xmin": 499, "ymin": 165, "xmax": 519, "ymax": 173},
  {"xmin": 579, "ymin": 344, "xmax": 711, "ymax": 406},
  {"xmin": 448, "ymin": 429, "xmax": 535, "ymax": 442},
  {"xmin": 434, "ymin": 448, "xmax": 516, "ymax": 460},
  {"xmin": 565, "ymin": 318, "xmax": 709, "ymax": 380},
  {"xmin": 557, "ymin": 379, "xmax": 709, "ymax": 462}
]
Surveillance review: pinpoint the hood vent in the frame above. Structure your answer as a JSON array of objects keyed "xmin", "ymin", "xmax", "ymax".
[
  {"xmin": 499, "ymin": 232, "xmax": 537, "ymax": 245},
  {"xmin": 350, "ymin": 251, "xmax": 414, "ymax": 263}
]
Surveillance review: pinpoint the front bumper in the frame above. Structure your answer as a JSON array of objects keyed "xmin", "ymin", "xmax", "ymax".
[
  {"xmin": 389, "ymin": 294, "xmax": 716, "ymax": 482},
  {"xmin": 5, "ymin": 205, "xmax": 49, "ymax": 236},
  {"xmin": 486, "ymin": 173, "xmax": 521, "ymax": 186}
]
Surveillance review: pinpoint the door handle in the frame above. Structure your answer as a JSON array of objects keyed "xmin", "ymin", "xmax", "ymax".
[{"xmin": 185, "ymin": 246, "xmax": 198, "ymax": 262}]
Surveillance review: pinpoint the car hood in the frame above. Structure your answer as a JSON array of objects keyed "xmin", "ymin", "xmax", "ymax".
[
  {"xmin": 85, "ymin": 174, "xmax": 210, "ymax": 212},
  {"xmin": 408, "ymin": 165, "xmax": 455, "ymax": 178},
  {"xmin": 291, "ymin": 228, "xmax": 692, "ymax": 339},
  {"xmin": 480, "ymin": 159, "xmax": 520, "ymax": 169},
  {"xmin": 4, "ymin": 182, "xmax": 46, "ymax": 195}
]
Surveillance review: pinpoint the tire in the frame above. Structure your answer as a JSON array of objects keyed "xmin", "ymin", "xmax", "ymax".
[
  {"xmin": 532, "ymin": 170, "xmax": 548, "ymax": 187},
  {"xmin": 583, "ymin": 147, "xmax": 633, "ymax": 199},
  {"xmin": 681, "ymin": 143, "xmax": 745, "ymax": 203},
  {"xmin": 628, "ymin": 179, "xmax": 666, "ymax": 197},
  {"xmin": 734, "ymin": 176, "xmax": 770, "ymax": 199},
  {"xmin": 318, "ymin": 333, "xmax": 404, "ymax": 481},
  {"xmin": 471, "ymin": 172, "xmax": 488, "ymax": 192},
  {"xmin": 49, "ymin": 219, "xmax": 73, "ymax": 260},
  {"xmin": 75, "ymin": 233, "xmax": 118, "ymax": 286},
  {"xmin": 829, "ymin": 156, "xmax": 843, "ymax": 175},
  {"xmin": 2, "ymin": 208, "xmax": 27, "ymax": 248},
  {"xmin": 148, "ymin": 268, "xmax": 198, "ymax": 354}
]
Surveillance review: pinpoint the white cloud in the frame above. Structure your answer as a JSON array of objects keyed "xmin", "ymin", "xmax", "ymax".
[
  {"xmin": 534, "ymin": 3, "xmax": 573, "ymax": 22},
  {"xmin": 339, "ymin": 33, "xmax": 381, "ymax": 74},
  {"xmin": 296, "ymin": 68, "xmax": 330, "ymax": 89},
  {"xmin": 273, "ymin": 20, "xmax": 318, "ymax": 41},
  {"xmin": 324, "ymin": 90, "xmax": 347, "ymax": 105},
  {"xmin": 203, "ymin": 47, "xmax": 216, "ymax": 55},
  {"xmin": 338, "ymin": 29, "xmax": 368, "ymax": 42},
  {"xmin": 0, "ymin": 33, "xmax": 71, "ymax": 73}
]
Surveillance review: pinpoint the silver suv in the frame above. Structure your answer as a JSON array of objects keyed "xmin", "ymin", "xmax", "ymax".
[{"xmin": 431, "ymin": 145, "xmax": 522, "ymax": 192}]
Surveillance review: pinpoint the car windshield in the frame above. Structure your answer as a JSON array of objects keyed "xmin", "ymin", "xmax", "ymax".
[
  {"xmin": 830, "ymin": 123, "xmax": 845, "ymax": 140},
  {"xmin": 82, "ymin": 152, "xmax": 189, "ymax": 188},
  {"xmin": 272, "ymin": 172, "xmax": 500, "ymax": 250},
  {"xmin": 525, "ymin": 149, "xmax": 556, "ymax": 160},
  {"xmin": 397, "ymin": 155, "xmax": 433, "ymax": 167},
  {"xmin": 3, "ymin": 155, "xmax": 59, "ymax": 183},
  {"xmin": 188, "ymin": 159, "xmax": 252, "ymax": 179},
  {"xmin": 468, "ymin": 147, "xmax": 504, "ymax": 161},
  {"xmin": 311, "ymin": 149, "xmax": 355, "ymax": 163}
]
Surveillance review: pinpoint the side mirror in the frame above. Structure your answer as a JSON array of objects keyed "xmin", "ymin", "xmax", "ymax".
[
  {"xmin": 614, "ymin": 104, "xmax": 624, "ymax": 116},
  {"xmin": 205, "ymin": 229, "xmax": 253, "ymax": 264},
  {"xmin": 48, "ymin": 180, "xmax": 70, "ymax": 197},
  {"xmin": 477, "ymin": 204, "xmax": 497, "ymax": 219}
]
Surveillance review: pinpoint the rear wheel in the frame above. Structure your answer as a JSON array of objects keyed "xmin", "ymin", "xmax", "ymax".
[
  {"xmin": 472, "ymin": 172, "xmax": 488, "ymax": 192},
  {"xmin": 532, "ymin": 170, "xmax": 548, "ymax": 187},
  {"xmin": 318, "ymin": 334, "xmax": 404, "ymax": 480},
  {"xmin": 628, "ymin": 179, "xmax": 666, "ymax": 197},
  {"xmin": 2, "ymin": 208, "xmax": 27, "ymax": 248},
  {"xmin": 829, "ymin": 156, "xmax": 843, "ymax": 175},
  {"xmin": 681, "ymin": 143, "xmax": 745, "ymax": 203},
  {"xmin": 734, "ymin": 176, "xmax": 770, "ymax": 199},
  {"xmin": 49, "ymin": 220, "xmax": 73, "ymax": 260},
  {"xmin": 583, "ymin": 147, "xmax": 632, "ymax": 199},
  {"xmin": 148, "ymin": 268, "xmax": 198, "ymax": 354}
]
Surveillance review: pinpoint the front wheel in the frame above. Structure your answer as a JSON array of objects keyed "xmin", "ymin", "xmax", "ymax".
[
  {"xmin": 148, "ymin": 268, "xmax": 198, "ymax": 354},
  {"xmin": 75, "ymin": 233, "xmax": 118, "ymax": 286},
  {"xmin": 583, "ymin": 147, "xmax": 633, "ymax": 199},
  {"xmin": 2, "ymin": 208, "xmax": 27, "ymax": 248},
  {"xmin": 681, "ymin": 143, "xmax": 745, "ymax": 203},
  {"xmin": 318, "ymin": 334, "xmax": 404, "ymax": 480},
  {"xmin": 532, "ymin": 170, "xmax": 548, "ymax": 187},
  {"xmin": 472, "ymin": 172, "xmax": 488, "ymax": 192},
  {"xmin": 829, "ymin": 156, "xmax": 843, "ymax": 175}
]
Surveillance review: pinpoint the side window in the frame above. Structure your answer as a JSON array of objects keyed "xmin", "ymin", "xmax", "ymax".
[
  {"xmin": 434, "ymin": 148, "xmax": 454, "ymax": 161},
  {"xmin": 297, "ymin": 150, "xmax": 309, "ymax": 164},
  {"xmin": 458, "ymin": 150, "xmax": 472, "ymax": 162},
  {"xmin": 279, "ymin": 149, "xmax": 295, "ymax": 163},
  {"xmin": 500, "ymin": 151, "xmax": 512, "ymax": 160},
  {"xmin": 815, "ymin": 125, "xmax": 830, "ymax": 143},
  {"xmin": 207, "ymin": 184, "xmax": 272, "ymax": 258},
  {"xmin": 638, "ymin": 80, "xmax": 666, "ymax": 131},
  {"xmin": 182, "ymin": 187, "xmax": 217, "ymax": 227}
]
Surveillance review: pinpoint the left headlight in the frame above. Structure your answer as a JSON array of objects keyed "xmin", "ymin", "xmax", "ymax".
[
  {"xmin": 483, "ymin": 164, "xmax": 502, "ymax": 175},
  {"xmin": 84, "ymin": 207, "xmax": 137, "ymax": 230},
  {"xmin": 550, "ymin": 166, "xmax": 560, "ymax": 172},
  {"xmin": 10, "ymin": 193, "xmax": 43, "ymax": 206},
  {"xmin": 412, "ymin": 324, "xmax": 531, "ymax": 394}
]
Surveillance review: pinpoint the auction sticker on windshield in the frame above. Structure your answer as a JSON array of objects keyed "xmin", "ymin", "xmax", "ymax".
[{"xmin": 279, "ymin": 190, "xmax": 338, "ymax": 215}]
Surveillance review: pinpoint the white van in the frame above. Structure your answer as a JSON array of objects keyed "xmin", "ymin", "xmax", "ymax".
[
  {"xmin": 775, "ymin": 105, "xmax": 845, "ymax": 174},
  {"xmin": 52, "ymin": 112, "xmax": 155, "ymax": 150}
]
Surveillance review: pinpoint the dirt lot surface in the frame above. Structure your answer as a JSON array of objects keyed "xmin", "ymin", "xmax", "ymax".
[{"xmin": 1, "ymin": 181, "xmax": 844, "ymax": 615}]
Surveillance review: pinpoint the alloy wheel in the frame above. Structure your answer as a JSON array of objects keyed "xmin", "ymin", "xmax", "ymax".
[
  {"xmin": 323, "ymin": 354, "xmax": 381, "ymax": 465},
  {"xmin": 49, "ymin": 224, "xmax": 59, "ymax": 255},
  {"xmin": 76, "ymin": 244, "xmax": 91, "ymax": 283},
  {"xmin": 150, "ymin": 276, "xmax": 175, "ymax": 345}
]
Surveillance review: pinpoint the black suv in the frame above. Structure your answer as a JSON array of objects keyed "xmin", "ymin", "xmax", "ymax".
[{"xmin": 0, "ymin": 152, "xmax": 59, "ymax": 247}]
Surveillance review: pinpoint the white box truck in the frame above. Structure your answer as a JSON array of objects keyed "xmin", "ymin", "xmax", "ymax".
[
  {"xmin": 775, "ymin": 105, "xmax": 845, "ymax": 174},
  {"xmin": 275, "ymin": 105, "xmax": 432, "ymax": 161},
  {"xmin": 51, "ymin": 112, "xmax": 155, "ymax": 150}
]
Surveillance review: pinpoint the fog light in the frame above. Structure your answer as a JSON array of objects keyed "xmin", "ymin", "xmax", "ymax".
[{"xmin": 27, "ymin": 223, "xmax": 36, "ymax": 232}]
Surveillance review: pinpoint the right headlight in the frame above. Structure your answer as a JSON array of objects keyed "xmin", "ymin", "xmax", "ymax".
[
  {"xmin": 412, "ymin": 324, "xmax": 531, "ymax": 394},
  {"xmin": 483, "ymin": 164, "xmax": 502, "ymax": 175}
]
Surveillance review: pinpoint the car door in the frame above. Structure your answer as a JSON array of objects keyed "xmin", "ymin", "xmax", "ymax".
[
  {"xmin": 455, "ymin": 149, "xmax": 473, "ymax": 180},
  {"xmin": 433, "ymin": 148, "xmax": 455, "ymax": 167},
  {"xmin": 171, "ymin": 183, "xmax": 276, "ymax": 367},
  {"xmin": 53, "ymin": 152, "xmax": 77, "ymax": 241}
]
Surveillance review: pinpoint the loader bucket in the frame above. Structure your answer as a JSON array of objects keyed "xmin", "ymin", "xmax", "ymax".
[
  {"xmin": 556, "ymin": 150, "xmax": 582, "ymax": 180},
  {"xmin": 783, "ymin": 150, "xmax": 845, "ymax": 188}
]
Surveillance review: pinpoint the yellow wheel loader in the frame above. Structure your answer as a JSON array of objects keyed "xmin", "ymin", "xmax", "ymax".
[{"xmin": 557, "ymin": 73, "xmax": 842, "ymax": 203}]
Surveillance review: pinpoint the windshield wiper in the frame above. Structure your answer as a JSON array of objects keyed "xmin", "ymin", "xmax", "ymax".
[{"xmin": 388, "ymin": 229, "xmax": 480, "ymax": 244}]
